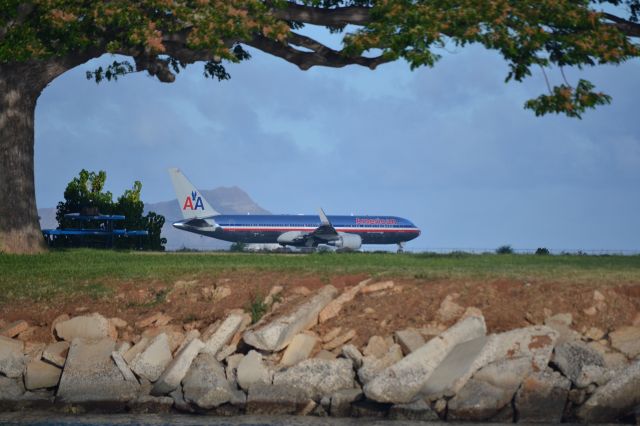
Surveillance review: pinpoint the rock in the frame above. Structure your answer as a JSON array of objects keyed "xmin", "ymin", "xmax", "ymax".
[
  {"xmin": 215, "ymin": 343, "xmax": 237, "ymax": 362},
  {"xmin": 135, "ymin": 312, "xmax": 172, "ymax": 329},
  {"xmin": 115, "ymin": 341, "xmax": 131, "ymax": 356},
  {"xmin": 57, "ymin": 338, "xmax": 139, "ymax": 403},
  {"xmin": 515, "ymin": 369, "xmax": 571, "ymax": 423},
  {"xmin": 358, "ymin": 344, "xmax": 404, "ymax": 384},
  {"xmin": 169, "ymin": 387, "xmax": 193, "ymax": 413},
  {"xmin": 151, "ymin": 338, "xmax": 204, "ymax": 396},
  {"xmin": 175, "ymin": 329, "xmax": 200, "ymax": 355},
  {"xmin": 141, "ymin": 326, "xmax": 184, "ymax": 353},
  {"xmin": 490, "ymin": 325, "xmax": 559, "ymax": 371},
  {"xmin": 361, "ymin": 280, "xmax": 394, "ymax": 294},
  {"xmin": 569, "ymin": 387, "xmax": 588, "ymax": 405},
  {"xmin": 273, "ymin": 358, "xmax": 354, "ymax": 400},
  {"xmin": 436, "ymin": 293, "xmax": 465, "ymax": 323},
  {"xmin": 474, "ymin": 357, "xmax": 533, "ymax": 389},
  {"xmin": 109, "ymin": 317, "xmax": 128, "ymax": 329},
  {"xmin": 24, "ymin": 359, "xmax": 62, "ymax": 390},
  {"xmin": 0, "ymin": 320, "xmax": 29, "ymax": 338},
  {"xmin": 448, "ymin": 357, "xmax": 533, "ymax": 421},
  {"xmin": 42, "ymin": 341, "xmax": 69, "ymax": 367},
  {"xmin": 341, "ymin": 344, "xmax": 364, "ymax": 369},
  {"xmin": 0, "ymin": 375, "xmax": 25, "ymax": 400},
  {"xmin": 364, "ymin": 314, "xmax": 486, "ymax": 403},
  {"xmin": 237, "ymin": 350, "xmax": 271, "ymax": 391},
  {"xmin": 323, "ymin": 329, "xmax": 356, "ymax": 351},
  {"xmin": 584, "ymin": 327, "xmax": 605, "ymax": 341},
  {"xmin": 129, "ymin": 333, "xmax": 173, "ymax": 382},
  {"xmin": 544, "ymin": 315, "xmax": 581, "ymax": 345},
  {"xmin": 225, "ymin": 353, "xmax": 244, "ymax": 384},
  {"xmin": 55, "ymin": 313, "xmax": 113, "ymax": 341},
  {"xmin": 281, "ymin": 333, "xmax": 318, "ymax": 367},
  {"xmin": 0, "ymin": 335, "xmax": 25, "ymax": 378},
  {"xmin": 434, "ymin": 398, "xmax": 447, "ymax": 414},
  {"xmin": 319, "ymin": 279, "xmax": 370, "ymax": 323},
  {"xmin": 243, "ymin": 285, "xmax": 338, "ymax": 352},
  {"xmin": 577, "ymin": 359, "xmax": 640, "ymax": 422},
  {"xmin": 182, "ymin": 353, "xmax": 235, "ymax": 408},
  {"xmin": 297, "ymin": 399, "xmax": 317, "ymax": 416},
  {"xmin": 24, "ymin": 341, "xmax": 45, "ymax": 361},
  {"xmin": 315, "ymin": 350, "xmax": 337, "ymax": 360},
  {"xmin": 330, "ymin": 388, "xmax": 363, "ymax": 417},
  {"xmin": 394, "ymin": 328, "xmax": 426, "ymax": 355},
  {"xmin": 322, "ymin": 327, "xmax": 342, "ymax": 343},
  {"xmin": 448, "ymin": 363, "xmax": 523, "ymax": 421},
  {"xmin": 201, "ymin": 313, "xmax": 245, "ymax": 356},
  {"xmin": 389, "ymin": 399, "xmax": 440, "ymax": 421},
  {"xmin": 123, "ymin": 337, "xmax": 150, "ymax": 363},
  {"xmin": 584, "ymin": 306, "xmax": 598, "ymax": 316},
  {"xmin": 422, "ymin": 336, "xmax": 488, "ymax": 399},
  {"xmin": 609, "ymin": 326, "xmax": 640, "ymax": 358},
  {"xmin": 247, "ymin": 383, "xmax": 309, "ymax": 415},
  {"xmin": 553, "ymin": 340, "xmax": 605, "ymax": 387},
  {"xmin": 111, "ymin": 351, "xmax": 138, "ymax": 383},
  {"xmin": 363, "ymin": 335, "xmax": 390, "ymax": 359},
  {"xmin": 264, "ymin": 285, "xmax": 284, "ymax": 306},
  {"xmin": 546, "ymin": 312, "xmax": 573, "ymax": 326}
]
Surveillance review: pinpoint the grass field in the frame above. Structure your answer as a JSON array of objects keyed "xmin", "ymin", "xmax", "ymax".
[{"xmin": 1, "ymin": 249, "xmax": 639, "ymax": 303}]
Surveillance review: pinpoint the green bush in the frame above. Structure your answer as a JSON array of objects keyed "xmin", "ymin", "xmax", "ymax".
[
  {"xmin": 535, "ymin": 247, "xmax": 550, "ymax": 255},
  {"xmin": 230, "ymin": 242, "xmax": 246, "ymax": 252},
  {"xmin": 54, "ymin": 169, "xmax": 166, "ymax": 250},
  {"xmin": 496, "ymin": 245, "xmax": 514, "ymax": 255}
]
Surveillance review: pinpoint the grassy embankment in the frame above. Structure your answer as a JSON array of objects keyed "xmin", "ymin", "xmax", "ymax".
[{"xmin": 1, "ymin": 249, "xmax": 639, "ymax": 304}]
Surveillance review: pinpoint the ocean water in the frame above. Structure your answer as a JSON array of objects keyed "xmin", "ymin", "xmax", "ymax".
[{"xmin": 0, "ymin": 413, "xmax": 446, "ymax": 426}]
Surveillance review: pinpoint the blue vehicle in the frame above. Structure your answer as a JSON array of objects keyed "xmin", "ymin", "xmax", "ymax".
[{"xmin": 169, "ymin": 169, "xmax": 420, "ymax": 251}]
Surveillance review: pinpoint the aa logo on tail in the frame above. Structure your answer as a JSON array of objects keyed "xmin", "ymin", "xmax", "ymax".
[{"xmin": 183, "ymin": 191, "xmax": 205, "ymax": 210}]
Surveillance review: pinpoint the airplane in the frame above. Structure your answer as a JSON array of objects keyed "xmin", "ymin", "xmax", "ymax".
[{"xmin": 168, "ymin": 168, "xmax": 421, "ymax": 252}]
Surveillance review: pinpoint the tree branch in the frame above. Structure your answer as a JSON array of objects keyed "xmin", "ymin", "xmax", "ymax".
[
  {"xmin": 603, "ymin": 12, "xmax": 640, "ymax": 38},
  {"xmin": 272, "ymin": 3, "xmax": 371, "ymax": 27},
  {"xmin": 245, "ymin": 33, "xmax": 389, "ymax": 70}
]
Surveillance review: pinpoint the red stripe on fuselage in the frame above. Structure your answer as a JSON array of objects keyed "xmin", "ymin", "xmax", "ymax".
[{"xmin": 220, "ymin": 227, "xmax": 419, "ymax": 233}]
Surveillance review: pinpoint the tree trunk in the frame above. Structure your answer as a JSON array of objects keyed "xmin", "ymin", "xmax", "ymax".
[
  {"xmin": 0, "ymin": 63, "xmax": 49, "ymax": 253},
  {"xmin": 0, "ymin": 55, "xmax": 96, "ymax": 254}
]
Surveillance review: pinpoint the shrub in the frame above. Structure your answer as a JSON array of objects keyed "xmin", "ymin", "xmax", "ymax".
[
  {"xmin": 496, "ymin": 245, "xmax": 514, "ymax": 255},
  {"xmin": 535, "ymin": 247, "xmax": 550, "ymax": 255},
  {"xmin": 230, "ymin": 242, "xmax": 246, "ymax": 252}
]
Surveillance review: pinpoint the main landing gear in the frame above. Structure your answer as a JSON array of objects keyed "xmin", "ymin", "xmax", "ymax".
[{"xmin": 397, "ymin": 242, "xmax": 405, "ymax": 254}]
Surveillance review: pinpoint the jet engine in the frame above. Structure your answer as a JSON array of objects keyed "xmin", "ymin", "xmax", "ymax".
[
  {"xmin": 277, "ymin": 231, "xmax": 307, "ymax": 246},
  {"xmin": 329, "ymin": 233, "xmax": 362, "ymax": 250}
]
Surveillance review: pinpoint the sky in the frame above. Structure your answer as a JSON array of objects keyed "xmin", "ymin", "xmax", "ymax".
[{"xmin": 34, "ymin": 26, "xmax": 640, "ymax": 252}]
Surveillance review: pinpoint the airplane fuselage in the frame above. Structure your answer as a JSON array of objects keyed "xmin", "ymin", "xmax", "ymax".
[{"xmin": 173, "ymin": 214, "xmax": 420, "ymax": 246}]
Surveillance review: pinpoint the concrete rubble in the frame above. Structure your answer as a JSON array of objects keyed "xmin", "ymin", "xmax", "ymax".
[
  {"xmin": 364, "ymin": 313, "xmax": 486, "ymax": 403},
  {"xmin": 54, "ymin": 313, "xmax": 115, "ymax": 341},
  {"xmin": 57, "ymin": 338, "xmax": 139, "ymax": 403},
  {"xmin": 243, "ymin": 285, "xmax": 337, "ymax": 351},
  {"xmin": 129, "ymin": 332, "xmax": 173, "ymax": 382},
  {"xmin": 0, "ymin": 288, "xmax": 638, "ymax": 422},
  {"xmin": 0, "ymin": 336, "xmax": 25, "ymax": 378}
]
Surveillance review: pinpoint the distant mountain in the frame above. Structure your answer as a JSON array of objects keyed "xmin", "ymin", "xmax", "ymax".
[{"xmin": 38, "ymin": 186, "xmax": 270, "ymax": 251}]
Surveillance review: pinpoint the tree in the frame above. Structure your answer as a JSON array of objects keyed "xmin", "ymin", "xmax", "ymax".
[
  {"xmin": 1, "ymin": 1, "xmax": 638, "ymax": 253},
  {"xmin": 55, "ymin": 169, "xmax": 166, "ymax": 250}
]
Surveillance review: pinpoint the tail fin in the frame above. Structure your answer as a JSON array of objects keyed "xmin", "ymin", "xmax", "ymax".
[{"xmin": 168, "ymin": 168, "xmax": 220, "ymax": 219}]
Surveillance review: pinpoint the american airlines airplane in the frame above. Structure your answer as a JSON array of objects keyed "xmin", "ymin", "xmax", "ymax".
[{"xmin": 169, "ymin": 168, "xmax": 421, "ymax": 251}]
